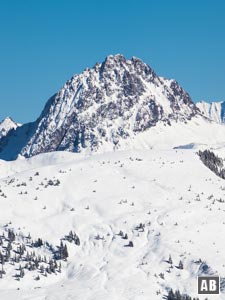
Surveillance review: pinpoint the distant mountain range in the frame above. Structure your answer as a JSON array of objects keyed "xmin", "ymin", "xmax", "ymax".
[{"xmin": 0, "ymin": 54, "xmax": 224, "ymax": 160}]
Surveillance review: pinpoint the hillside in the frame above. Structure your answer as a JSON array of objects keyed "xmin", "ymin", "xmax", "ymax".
[{"xmin": 0, "ymin": 148, "xmax": 224, "ymax": 299}]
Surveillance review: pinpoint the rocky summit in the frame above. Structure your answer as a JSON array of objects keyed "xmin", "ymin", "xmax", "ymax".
[{"xmin": 0, "ymin": 54, "xmax": 200, "ymax": 160}]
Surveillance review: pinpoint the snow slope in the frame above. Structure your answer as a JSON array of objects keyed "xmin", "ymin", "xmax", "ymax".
[{"xmin": 0, "ymin": 148, "xmax": 225, "ymax": 300}]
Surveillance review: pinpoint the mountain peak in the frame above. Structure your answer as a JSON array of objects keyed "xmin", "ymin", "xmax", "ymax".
[
  {"xmin": 0, "ymin": 55, "xmax": 200, "ymax": 160},
  {"xmin": 1, "ymin": 116, "xmax": 14, "ymax": 123},
  {"xmin": 104, "ymin": 53, "xmax": 126, "ymax": 62},
  {"xmin": 101, "ymin": 54, "xmax": 149, "ymax": 72},
  {"xmin": 0, "ymin": 116, "xmax": 19, "ymax": 139},
  {"xmin": 101, "ymin": 54, "xmax": 128, "ymax": 72}
]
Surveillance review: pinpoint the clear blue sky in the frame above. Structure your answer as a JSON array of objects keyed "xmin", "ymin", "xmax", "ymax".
[{"xmin": 0, "ymin": 0, "xmax": 225, "ymax": 123}]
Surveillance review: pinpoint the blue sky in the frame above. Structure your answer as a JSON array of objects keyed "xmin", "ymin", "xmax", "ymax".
[{"xmin": 0, "ymin": 0, "xmax": 225, "ymax": 123}]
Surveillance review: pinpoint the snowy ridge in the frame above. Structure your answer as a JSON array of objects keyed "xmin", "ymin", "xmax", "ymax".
[
  {"xmin": 196, "ymin": 100, "xmax": 225, "ymax": 124},
  {"xmin": 0, "ymin": 54, "xmax": 201, "ymax": 160}
]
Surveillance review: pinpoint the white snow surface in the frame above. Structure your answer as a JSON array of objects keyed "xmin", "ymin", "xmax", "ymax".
[{"xmin": 0, "ymin": 145, "xmax": 225, "ymax": 300}]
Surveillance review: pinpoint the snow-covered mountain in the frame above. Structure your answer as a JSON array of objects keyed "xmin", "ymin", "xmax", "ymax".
[
  {"xmin": 196, "ymin": 100, "xmax": 225, "ymax": 124},
  {"xmin": 1, "ymin": 55, "xmax": 225, "ymax": 300},
  {"xmin": 0, "ymin": 54, "xmax": 202, "ymax": 160},
  {"xmin": 0, "ymin": 116, "xmax": 19, "ymax": 139}
]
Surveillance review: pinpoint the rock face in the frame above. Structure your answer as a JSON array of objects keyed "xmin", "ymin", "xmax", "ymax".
[
  {"xmin": 196, "ymin": 100, "xmax": 225, "ymax": 124},
  {"xmin": 0, "ymin": 54, "xmax": 200, "ymax": 160},
  {"xmin": 0, "ymin": 117, "xmax": 19, "ymax": 139}
]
